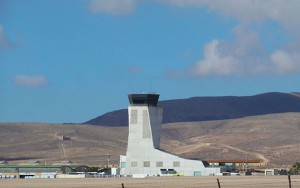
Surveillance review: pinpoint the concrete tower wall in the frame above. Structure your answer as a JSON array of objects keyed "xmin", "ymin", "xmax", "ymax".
[
  {"xmin": 127, "ymin": 106, "xmax": 162, "ymax": 149},
  {"xmin": 124, "ymin": 94, "xmax": 223, "ymax": 176}
]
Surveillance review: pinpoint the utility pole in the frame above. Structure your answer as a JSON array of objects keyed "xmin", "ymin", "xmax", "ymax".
[{"xmin": 107, "ymin": 153, "xmax": 110, "ymax": 167}]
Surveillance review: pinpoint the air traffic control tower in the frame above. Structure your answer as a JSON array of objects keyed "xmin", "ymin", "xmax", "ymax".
[{"xmin": 122, "ymin": 93, "xmax": 223, "ymax": 176}]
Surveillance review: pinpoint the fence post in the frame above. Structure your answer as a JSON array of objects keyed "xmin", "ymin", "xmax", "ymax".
[
  {"xmin": 288, "ymin": 175, "xmax": 291, "ymax": 188},
  {"xmin": 217, "ymin": 178, "xmax": 221, "ymax": 188}
]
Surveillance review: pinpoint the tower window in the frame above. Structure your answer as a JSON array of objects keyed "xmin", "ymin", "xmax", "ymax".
[
  {"xmin": 143, "ymin": 161, "xmax": 150, "ymax": 167},
  {"xmin": 156, "ymin": 161, "xmax": 163, "ymax": 167},
  {"xmin": 131, "ymin": 161, "xmax": 137, "ymax": 167},
  {"xmin": 173, "ymin": 161, "xmax": 180, "ymax": 167}
]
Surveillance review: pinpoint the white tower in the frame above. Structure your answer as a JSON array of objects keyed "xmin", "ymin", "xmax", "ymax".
[{"xmin": 124, "ymin": 93, "xmax": 223, "ymax": 176}]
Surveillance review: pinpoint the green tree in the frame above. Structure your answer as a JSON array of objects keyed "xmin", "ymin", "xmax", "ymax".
[{"xmin": 289, "ymin": 162, "xmax": 300, "ymax": 175}]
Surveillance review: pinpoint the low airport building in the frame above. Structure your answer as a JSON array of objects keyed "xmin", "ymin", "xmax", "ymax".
[{"xmin": 0, "ymin": 165, "xmax": 88, "ymax": 179}]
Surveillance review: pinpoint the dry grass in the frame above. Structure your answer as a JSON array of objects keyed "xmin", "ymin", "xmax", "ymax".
[
  {"xmin": 160, "ymin": 112, "xmax": 300, "ymax": 167},
  {"xmin": 1, "ymin": 112, "xmax": 300, "ymax": 167},
  {"xmin": 0, "ymin": 123, "xmax": 128, "ymax": 166},
  {"xmin": 0, "ymin": 176, "xmax": 300, "ymax": 188}
]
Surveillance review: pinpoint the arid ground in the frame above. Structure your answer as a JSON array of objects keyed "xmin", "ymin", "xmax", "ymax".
[
  {"xmin": 0, "ymin": 176, "xmax": 300, "ymax": 188},
  {"xmin": 1, "ymin": 112, "xmax": 300, "ymax": 167}
]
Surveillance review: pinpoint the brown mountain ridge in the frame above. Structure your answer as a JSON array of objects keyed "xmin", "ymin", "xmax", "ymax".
[{"xmin": 85, "ymin": 92, "xmax": 300, "ymax": 126}]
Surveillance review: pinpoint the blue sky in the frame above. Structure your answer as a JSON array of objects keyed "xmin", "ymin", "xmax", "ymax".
[{"xmin": 1, "ymin": 0, "xmax": 300, "ymax": 123}]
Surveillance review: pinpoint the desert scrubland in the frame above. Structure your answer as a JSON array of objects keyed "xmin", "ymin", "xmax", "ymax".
[{"xmin": 2, "ymin": 113, "xmax": 300, "ymax": 166}]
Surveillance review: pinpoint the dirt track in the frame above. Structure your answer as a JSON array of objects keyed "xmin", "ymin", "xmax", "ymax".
[{"xmin": 1, "ymin": 176, "xmax": 300, "ymax": 188}]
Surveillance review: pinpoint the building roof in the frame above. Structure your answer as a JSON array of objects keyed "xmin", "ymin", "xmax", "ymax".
[{"xmin": 128, "ymin": 93, "xmax": 159, "ymax": 106}]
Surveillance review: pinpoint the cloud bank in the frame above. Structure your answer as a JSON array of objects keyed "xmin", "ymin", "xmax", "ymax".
[
  {"xmin": 161, "ymin": 0, "xmax": 300, "ymax": 76},
  {"xmin": 89, "ymin": 0, "xmax": 300, "ymax": 76},
  {"xmin": 186, "ymin": 38, "xmax": 300, "ymax": 77},
  {"xmin": 14, "ymin": 75, "xmax": 48, "ymax": 88},
  {"xmin": 162, "ymin": 0, "xmax": 300, "ymax": 33}
]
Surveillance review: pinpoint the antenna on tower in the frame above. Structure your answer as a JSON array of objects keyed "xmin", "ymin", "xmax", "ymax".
[{"xmin": 148, "ymin": 79, "xmax": 157, "ymax": 94}]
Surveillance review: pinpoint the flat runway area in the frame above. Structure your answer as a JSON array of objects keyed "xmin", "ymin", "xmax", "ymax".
[{"xmin": 1, "ymin": 176, "xmax": 300, "ymax": 188}]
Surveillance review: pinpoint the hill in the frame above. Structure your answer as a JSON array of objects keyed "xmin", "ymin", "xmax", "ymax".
[
  {"xmin": 1, "ymin": 112, "xmax": 300, "ymax": 167},
  {"xmin": 0, "ymin": 123, "xmax": 127, "ymax": 166},
  {"xmin": 85, "ymin": 92, "xmax": 300, "ymax": 126}
]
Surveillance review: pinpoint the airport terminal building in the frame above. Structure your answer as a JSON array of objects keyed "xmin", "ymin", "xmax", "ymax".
[{"xmin": 120, "ymin": 93, "xmax": 224, "ymax": 176}]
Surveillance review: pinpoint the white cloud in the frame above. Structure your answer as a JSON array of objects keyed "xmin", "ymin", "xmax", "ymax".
[
  {"xmin": 271, "ymin": 50, "xmax": 300, "ymax": 74},
  {"xmin": 88, "ymin": 0, "xmax": 300, "ymax": 34},
  {"xmin": 162, "ymin": 0, "xmax": 300, "ymax": 34},
  {"xmin": 86, "ymin": 0, "xmax": 300, "ymax": 76},
  {"xmin": 184, "ymin": 28, "xmax": 300, "ymax": 76},
  {"xmin": 161, "ymin": 0, "xmax": 300, "ymax": 76},
  {"xmin": 14, "ymin": 75, "xmax": 48, "ymax": 88},
  {"xmin": 191, "ymin": 39, "xmax": 240, "ymax": 76},
  {"xmin": 0, "ymin": 24, "xmax": 14, "ymax": 49},
  {"xmin": 89, "ymin": 0, "xmax": 136, "ymax": 15}
]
